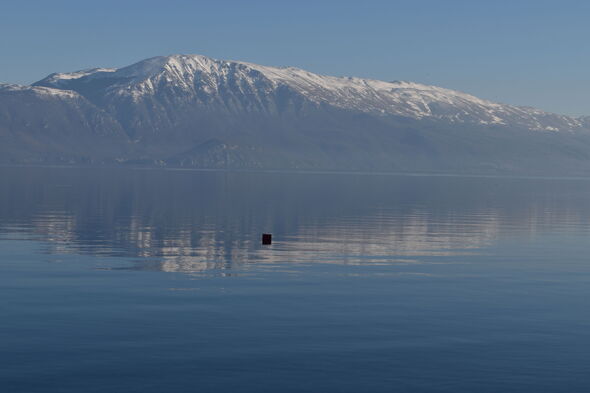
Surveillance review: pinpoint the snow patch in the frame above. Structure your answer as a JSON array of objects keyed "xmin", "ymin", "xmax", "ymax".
[{"xmin": 0, "ymin": 83, "xmax": 79, "ymax": 98}]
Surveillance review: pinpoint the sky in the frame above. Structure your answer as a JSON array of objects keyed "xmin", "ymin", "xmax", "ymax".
[{"xmin": 1, "ymin": 0, "xmax": 590, "ymax": 115}]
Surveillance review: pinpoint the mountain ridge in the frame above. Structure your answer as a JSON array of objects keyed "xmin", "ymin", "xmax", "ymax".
[
  {"xmin": 2, "ymin": 54, "xmax": 590, "ymax": 174},
  {"xmin": 33, "ymin": 54, "xmax": 586, "ymax": 132}
]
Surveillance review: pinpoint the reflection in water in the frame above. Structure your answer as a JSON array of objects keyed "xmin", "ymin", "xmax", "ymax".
[
  {"xmin": 4, "ymin": 166, "xmax": 590, "ymax": 393},
  {"xmin": 2, "ymin": 167, "xmax": 590, "ymax": 273}
]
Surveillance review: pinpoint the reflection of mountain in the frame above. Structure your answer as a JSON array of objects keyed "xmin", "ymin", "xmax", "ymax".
[{"xmin": 2, "ymin": 167, "xmax": 590, "ymax": 273}]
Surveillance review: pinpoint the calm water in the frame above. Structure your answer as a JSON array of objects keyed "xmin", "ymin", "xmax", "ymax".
[{"xmin": 1, "ymin": 167, "xmax": 590, "ymax": 392}]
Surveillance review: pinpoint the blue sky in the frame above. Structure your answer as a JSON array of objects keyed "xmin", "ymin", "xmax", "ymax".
[{"xmin": 1, "ymin": 0, "xmax": 589, "ymax": 115}]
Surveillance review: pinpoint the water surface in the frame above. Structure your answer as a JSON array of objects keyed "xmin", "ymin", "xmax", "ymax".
[{"xmin": 1, "ymin": 167, "xmax": 589, "ymax": 392}]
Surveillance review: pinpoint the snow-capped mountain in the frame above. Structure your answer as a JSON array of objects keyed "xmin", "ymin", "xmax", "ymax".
[
  {"xmin": 2, "ymin": 54, "xmax": 590, "ymax": 173},
  {"xmin": 34, "ymin": 54, "xmax": 584, "ymax": 133}
]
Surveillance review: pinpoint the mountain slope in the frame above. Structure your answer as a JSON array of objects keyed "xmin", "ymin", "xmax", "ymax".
[
  {"xmin": 1, "ymin": 54, "xmax": 590, "ymax": 173},
  {"xmin": 35, "ymin": 54, "xmax": 585, "ymax": 133},
  {"xmin": 0, "ymin": 84, "xmax": 128, "ymax": 164}
]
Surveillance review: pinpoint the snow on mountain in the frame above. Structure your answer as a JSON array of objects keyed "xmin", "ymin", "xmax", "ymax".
[
  {"xmin": 39, "ymin": 68, "xmax": 117, "ymax": 87},
  {"xmin": 34, "ymin": 54, "xmax": 585, "ymax": 132},
  {"xmin": 5, "ymin": 54, "xmax": 590, "ymax": 173},
  {"xmin": 0, "ymin": 83, "xmax": 80, "ymax": 99}
]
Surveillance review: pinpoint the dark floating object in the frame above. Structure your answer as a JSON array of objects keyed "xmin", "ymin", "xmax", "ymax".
[{"xmin": 262, "ymin": 233, "xmax": 272, "ymax": 245}]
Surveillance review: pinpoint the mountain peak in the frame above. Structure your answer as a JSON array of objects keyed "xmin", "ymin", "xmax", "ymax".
[
  {"xmin": 32, "ymin": 54, "xmax": 585, "ymax": 132},
  {"xmin": 5, "ymin": 54, "xmax": 590, "ymax": 173},
  {"xmin": 115, "ymin": 54, "xmax": 217, "ymax": 79}
]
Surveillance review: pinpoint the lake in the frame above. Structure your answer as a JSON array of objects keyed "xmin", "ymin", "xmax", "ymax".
[{"xmin": 1, "ymin": 166, "xmax": 589, "ymax": 392}]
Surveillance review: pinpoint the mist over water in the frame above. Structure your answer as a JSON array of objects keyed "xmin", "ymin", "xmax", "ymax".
[{"xmin": 1, "ymin": 167, "xmax": 590, "ymax": 392}]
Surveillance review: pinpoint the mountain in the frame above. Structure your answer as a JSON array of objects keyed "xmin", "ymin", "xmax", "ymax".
[
  {"xmin": 0, "ymin": 83, "xmax": 127, "ymax": 164},
  {"xmin": 2, "ymin": 54, "xmax": 590, "ymax": 173}
]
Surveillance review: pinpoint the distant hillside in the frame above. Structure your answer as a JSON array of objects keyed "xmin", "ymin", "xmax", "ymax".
[{"xmin": 1, "ymin": 54, "xmax": 590, "ymax": 174}]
